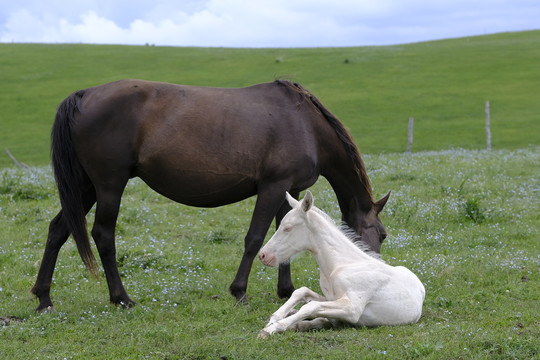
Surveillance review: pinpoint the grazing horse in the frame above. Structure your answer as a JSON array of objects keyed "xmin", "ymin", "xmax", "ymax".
[
  {"xmin": 258, "ymin": 191, "xmax": 424, "ymax": 337},
  {"xmin": 31, "ymin": 79, "xmax": 390, "ymax": 311}
]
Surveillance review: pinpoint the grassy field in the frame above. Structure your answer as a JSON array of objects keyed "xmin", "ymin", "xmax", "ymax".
[
  {"xmin": 1, "ymin": 30, "xmax": 540, "ymax": 168},
  {"xmin": 1, "ymin": 31, "xmax": 539, "ymax": 359},
  {"xmin": 0, "ymin": 147, "xmax": 538, "ymax": 359}
]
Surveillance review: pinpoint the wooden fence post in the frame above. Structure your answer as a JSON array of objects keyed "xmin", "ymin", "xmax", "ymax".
[
  {"xmin": 406, "ymin": 117, "xmax": 414, "ymax": 153},
  {"xmin": 485, "ymin": 101, "xmax": 491, "ymax": 151}
]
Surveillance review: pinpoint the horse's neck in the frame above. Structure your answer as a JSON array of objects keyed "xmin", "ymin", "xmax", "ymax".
[
  {"xmin": 308, "ymin": 212, "xmax": 372, "ymax": 275},
  {"xmin": 323, "ymin": 167, "xmax": 373, "ymax": 218}
]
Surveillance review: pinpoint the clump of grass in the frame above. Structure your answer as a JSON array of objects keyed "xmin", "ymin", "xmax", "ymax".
[
  {"xmin": 117, "ymin": 250, "xmax": 165, "ymax": 271},
  {"xmin": 0, "ymin": 168, "xmax": 51, "ymax": 200},
  {"xmin": 404, "ymin": 341, "xmax": 444, "ymax": 358},
  {"xmin": 455, "ymin": 180, "xmax": 486, "ymax": 223},
  {"xmin": 461, "ymin": 196, "xmax": 486, "ymax": 223},
  {"xmin": 206, "ymin": 229, "xmax": 238, "ymax": 244}
]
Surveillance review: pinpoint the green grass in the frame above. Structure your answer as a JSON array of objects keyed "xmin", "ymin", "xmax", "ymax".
[
  {"xmin": 1, "ymin": 31, "xmax": 540, "ymax": 167},
  {"xmin": 1, "ymin": 147, "xmax": 538, "ymax": 359},
  {"xmin": 1, "ymin": 31, "xmax": 539, "ymax": 358}
]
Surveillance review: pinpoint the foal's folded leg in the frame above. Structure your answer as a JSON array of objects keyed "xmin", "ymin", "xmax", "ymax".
[
  {"xmin": 259, "ymin": 287, "xmax": 326, "ymax": 338},
  {"xmin": 261, "ymin": 295, "xmax": 363, "ymax": 336},
  {"xmin": 267, "ymin": 286, "xmax": 325, "ymax": 324},
  {"xmin": 293, "ymin": 317, "xmax": 338, "ymax": 332}
]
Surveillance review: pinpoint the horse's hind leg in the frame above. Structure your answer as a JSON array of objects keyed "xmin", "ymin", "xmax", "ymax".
[
  {"xmin": 91, "ymin": 182, "xmax": 134, "ymax": 307},
  {"xmin": 31, "ymin": 211, "xmax": 71, "ymax": 312},
  {"xmin": 32, "ymin": 188, "xmax": 96, "ymax": 312}
]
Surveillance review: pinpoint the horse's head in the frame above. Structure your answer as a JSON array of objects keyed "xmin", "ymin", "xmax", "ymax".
[
  {"xmin": 345, "ymin": 191, "xmax": 390, "ymax": 254},
  {"xmin": 259, "ymin": 192, "xmax": 314, "ymax": 267}
]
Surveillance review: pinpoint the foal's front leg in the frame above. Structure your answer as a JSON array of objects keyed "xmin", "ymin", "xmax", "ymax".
[
  {"xmin": 268, "ymin": 287, "xmax": 325, "ymax": 323},
  {"xmin": 259, "ymin": 287, "xmax": 325, "ymax": 338},
  {"xmin": 260, "ymin": 294, "xmax": 363, "ymax": 337}
]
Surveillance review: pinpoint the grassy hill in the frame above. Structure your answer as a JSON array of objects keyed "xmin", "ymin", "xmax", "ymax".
[{"xmin": 1, "ymin": 30, "xmax": 539, "ymax": 167}]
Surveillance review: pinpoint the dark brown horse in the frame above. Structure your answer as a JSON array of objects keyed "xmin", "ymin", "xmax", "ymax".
[{"xmin": 31, "ymin": 79, "xmax": 390, "ymax": 311}]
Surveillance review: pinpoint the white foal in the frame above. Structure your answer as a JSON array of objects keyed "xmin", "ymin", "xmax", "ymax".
[{"xmin": 258, "ymin": 191, "xmax": 425, "ymax": 338}]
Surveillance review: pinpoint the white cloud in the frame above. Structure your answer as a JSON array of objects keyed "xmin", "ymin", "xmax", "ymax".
[{"xmin": 0, "ymin": 0, "xmax": 538, "ymax": 47}]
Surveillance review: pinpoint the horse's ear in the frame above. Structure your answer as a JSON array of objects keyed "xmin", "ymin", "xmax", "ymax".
[
  {"xmin": 285, "ymin": 192, "xmax": 299, "ymax": 208},
  {"xmin": 374, "ymin": 191, "xmax": 391, "ymax": 214},
  {"xmin": 302, "ymin": 190, "xmax": 314, "ymax": 212}
]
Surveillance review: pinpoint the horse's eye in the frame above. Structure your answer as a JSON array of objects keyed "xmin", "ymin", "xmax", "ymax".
[{"xmin": 283, "ymin": 226, "xmax": 292, "ymax": 233}]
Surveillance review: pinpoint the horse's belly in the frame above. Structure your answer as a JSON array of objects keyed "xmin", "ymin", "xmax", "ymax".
[{"xmin": 138, "ymin": 170, "xmax": 257, "ymax": 207}]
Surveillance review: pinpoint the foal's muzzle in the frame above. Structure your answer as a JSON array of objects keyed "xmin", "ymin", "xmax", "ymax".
[{"xmin": 259, "ymin": 251, "xmax": 277, "ymax": 267}]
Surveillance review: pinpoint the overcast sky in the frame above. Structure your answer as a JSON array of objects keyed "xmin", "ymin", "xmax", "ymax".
[{"xmin": 0, "ymin": 0, "xmax": 538, "ymax": 47}]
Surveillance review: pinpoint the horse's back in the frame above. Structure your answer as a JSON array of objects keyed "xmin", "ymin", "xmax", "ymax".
[{"xmin": 72, "ymin": 80, "xmax": 321, "ymax": 206}]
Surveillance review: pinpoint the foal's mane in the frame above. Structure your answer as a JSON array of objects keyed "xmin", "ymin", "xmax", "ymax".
[
  {"xmin": 340, "ymin": 224, "xmax": 384, "ymax": 262},
  {"xmin": 275, "ymin": 80, "xmax": 374, "ymax": 201},
  {"xmin": 310, "ymin": 205, "xmax": 383, "ymax": 262}
]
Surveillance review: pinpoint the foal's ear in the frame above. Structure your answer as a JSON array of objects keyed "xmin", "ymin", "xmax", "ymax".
[
  {"xmin": 285, "ymin": 192, "xmax": 299, "ymax": 208},
  {"xmin": 374, "ymin": 191, "xmax": 391, "ymax": 214},
  {"xmin": 302, "ymin": 190, "xmax": 314, "ymax": 212}
]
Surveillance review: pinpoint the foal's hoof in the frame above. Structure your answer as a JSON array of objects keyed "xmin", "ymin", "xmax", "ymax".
[{"xmin": 257, "ymin": 330, "xmax": 271, "ymax": 339}]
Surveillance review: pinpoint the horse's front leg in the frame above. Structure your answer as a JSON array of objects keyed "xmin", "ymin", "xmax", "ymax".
[
  {"xmin": 229, "ymin": 182, "xmax": 292, "ymax": 303},
  {"xmin": 275, "ymin": 191, "xmax": 299, "ymax": 298}
]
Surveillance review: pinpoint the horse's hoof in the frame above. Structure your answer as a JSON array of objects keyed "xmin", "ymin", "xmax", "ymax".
[
  {"xmin": 119, "ymin": 300, "xmax": 136, "ymax": 309},
  {"xmin": 277, "ymin": 286, "xmax": 295, "ymax": 299},
  {"xmin": 36, "ymin": 304, "xmax": 54, "ymax": 313},
  {"xmin": 257, "ymin": 330, "xmax": 271, "ymax": 339},
  {"xmin": 112, "ymin": 296, "xmax": 136, "ymax": 309}
]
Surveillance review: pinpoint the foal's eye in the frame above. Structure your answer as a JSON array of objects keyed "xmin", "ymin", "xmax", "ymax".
[{"xmin": 283, "ymin": 226, "xmax": 292, "ymax": 233}]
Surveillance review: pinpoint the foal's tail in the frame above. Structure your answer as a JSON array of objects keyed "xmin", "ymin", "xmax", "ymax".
[{"xmin": 51, "ymin": 91, "xmax": 99, "ymax": 276}]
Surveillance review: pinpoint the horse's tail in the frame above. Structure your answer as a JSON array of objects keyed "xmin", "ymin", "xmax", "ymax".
[
  {"xmin": 275, "ymin": 79, "xmax": 374, "ymax": 200},
  {"xmin": 51, "ymin": 91, "xmax": 99, "ymax": 276}
]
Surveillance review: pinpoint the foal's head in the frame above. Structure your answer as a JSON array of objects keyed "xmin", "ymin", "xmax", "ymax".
[{"xmin": 259, "ymin": 191, "xmax": 320, "ymax": 267}]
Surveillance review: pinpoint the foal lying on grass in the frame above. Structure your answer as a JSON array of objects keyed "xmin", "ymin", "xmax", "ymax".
[{"xmin": 258, "ymin": 191, "xmax": 425, "ymax": 338}]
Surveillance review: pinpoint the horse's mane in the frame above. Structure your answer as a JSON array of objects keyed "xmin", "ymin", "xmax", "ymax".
[
  {"xmin": 275, "ymin": 80, "xmax": 374, "ymax": 201},
  {"xmin": 310, "ymin": 205, "xmax": 384, "ymax": 262}
]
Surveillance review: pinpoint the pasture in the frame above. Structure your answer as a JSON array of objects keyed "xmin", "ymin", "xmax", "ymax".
[
  {"xmin": 1, "ymin": 30, "xmax": 540, "ymax": 168},
  {"xmin": 1, "ymin": 31, "xmax": 539, "ymax": 358},
  {"xmin": 1, "ymin": 148, "xmax": 538, "ymax": 359}
]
